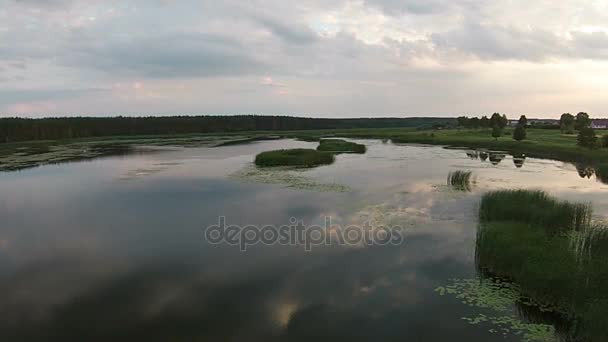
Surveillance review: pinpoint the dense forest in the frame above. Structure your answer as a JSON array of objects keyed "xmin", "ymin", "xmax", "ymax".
[{"xmin": 0, "ymin": 116, "xmax": 454, "ymax": 143}]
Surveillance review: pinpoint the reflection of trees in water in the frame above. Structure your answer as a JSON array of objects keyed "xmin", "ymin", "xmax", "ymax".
[
  {"xmin": 466, "ymin": 151, "xmax": 480, "ymax": 160},
  {"xmin": 575, "ymin": 164, "xmax": 595, "ymax": 179},
  {"xmin": 595, "ymin": 165, "xmax": 608, "ymax": 184},
  {"xmin": 489, "ymin": 152, "xmax": 506, "ymax": 165},
  {"xmin": 466, "ymin": 150, "xmax": 523, "ymax": 167},
  {"xmin": 512, "ymin": 154, "xmax": 526, "ymax": 168}
]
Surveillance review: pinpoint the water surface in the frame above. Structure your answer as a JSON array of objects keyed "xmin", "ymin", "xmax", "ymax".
[{"xmin": 0, "ymin": 139, "xmax": 605, "ymax": 341}]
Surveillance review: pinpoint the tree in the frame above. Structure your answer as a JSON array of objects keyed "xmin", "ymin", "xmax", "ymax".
[
  {"xmin": 490, "ymin": 113, "xmax": 502, "ymax": 129},
  {"xmin": 602, "ymin": 134, "xmax": 608, "ymax": 148},
  {"xmin": 575, "ymin": 112, "xmax": 591, "ymax": 131},
  {"xmin": 501, "ymin": 114, "xmax": 508, "ymax": 128},
  {"xmin": 470, "ymin": 117, "xmax": 480, "ymax": 128},
  {"xmin": 577, "ymin": 127, "xmax": 597, "ymax": 149},
  {"xmin": 492, "ymin": 125, "xmax": 502, "ymax": 141},
  {"xmin": 518, "ymin": 115, "xmax": 528, "ymax": 126},
  {"xmin": 480, "ymin": 115, "xmax": 490, "ymax": 128},
  {"xmin": 457, "ymin": 116, "xmax": 469, "ymax": 127},
  {"xmin": 513, "ymin": 124, "xmax": 526, "ymax": 141},
  {"xmin": 560, "ymin": 113, "xmax": 575, "ymax": 134}
]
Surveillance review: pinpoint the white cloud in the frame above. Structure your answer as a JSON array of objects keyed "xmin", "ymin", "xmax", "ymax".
[{"xmin": 1, "ymin": 0, "xmax": 608, "ymax": 117}]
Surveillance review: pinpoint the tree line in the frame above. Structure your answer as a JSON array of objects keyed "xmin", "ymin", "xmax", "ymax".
[
  {"xmin": 0, "ymin": 116, "xmax": 455, "ymax": 143},
  {"xmin": 456, "ymin": 113, "xmax": 509, "ymax": 129}
]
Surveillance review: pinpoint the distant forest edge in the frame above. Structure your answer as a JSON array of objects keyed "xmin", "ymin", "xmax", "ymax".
[{"xmin": 0, "ymin": 116, "xmax": 454, "ymax": 143}]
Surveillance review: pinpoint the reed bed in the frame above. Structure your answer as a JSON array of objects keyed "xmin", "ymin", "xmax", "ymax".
[
  {"xmin": 254, "ymin": 149, "xmax": 335, "ymax": 168},
  {"xmin": 317, "ymin": 139, "xmax": 367, "ymax": 154},
  {"xmin": 447, "ymin": 170, "xmax": 473, "ymax": 191},
  {"xmin": 476, "ymin": 189, "xmax": 608, "ymax": 340},
  {"xmin": 479, "ymin": 190, "xmax": 592, "ymax": 233}
]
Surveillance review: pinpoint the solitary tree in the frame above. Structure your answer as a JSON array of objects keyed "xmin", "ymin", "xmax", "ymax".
[
  {"xmin": 490, "ymin": 113, "xmax": 507, "ymax": 129},
  {"xmin": 492, "ymin": 125, "xmax": 502, "ymax": 141},
  {"xmin": 518, "ymin": 115, "xmax": 528, "ymax": 126},
  {"xmin": 513, "ymin": 124, "xmax": 527, "ymax": 141},
  {"xmin": 560, "ymin": 113, "xmax": 575, "ymax": 134},
  {"xmin": 577, "ymin": 127, "xmax": 597, "ymax": 149},
  {"xmin": 575, "ymin": 112, "xmax": 591, "ymax": 131}
]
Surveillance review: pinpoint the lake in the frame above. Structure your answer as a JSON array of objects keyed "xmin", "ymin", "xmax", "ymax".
[{"xmin": 0, "ymin": 139, "xmax": 606, "ymax": 341}]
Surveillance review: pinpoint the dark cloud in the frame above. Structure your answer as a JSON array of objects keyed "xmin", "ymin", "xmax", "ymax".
[
  {"xmin": 252, "ymin": 14, "xmax": 319, "ymax": 45},
  {"xmin": 364, "ymin": 0, "xmax": 470, "ymax": 15},
  {"xmin": 432, "ymin": 22, "xmax": 565, "ymax": 61},
  {"xmin": 64, "ymin": 31, "xmax": 268, "ymax": 78}
]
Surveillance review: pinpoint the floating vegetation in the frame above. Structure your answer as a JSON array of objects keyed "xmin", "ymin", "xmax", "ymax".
[
  {"xmin": 447, "ymin": 170, "xmax": 473, "ymax": 191},
  {"xmin": 0, "ymin": 143, "xmax": 133, "ymax": 171},
  {"xmin": 229, "ymin": 164, "xmax": 350, "ymax": 192},
  {"xmin": 0, "ymin": 134, "xmax": 260, "ymax": 172},
  {"xmin": 435, "ymin": 278, "xmax": 556, "ymax": 342},
  {"xmin": 317, "ymin": 139, "xmax": 366, "ymax": 154},
  {"xmin": 214, "ymin": 135, "xmax": 282, "ymax": 146},
  {"xmin": 254, "ymin": 149, "xmax": 335, "ymax": 168}
]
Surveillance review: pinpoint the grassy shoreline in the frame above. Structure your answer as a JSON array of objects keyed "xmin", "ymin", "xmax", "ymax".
[
  {"xmin": 476, "ymin": 190, "xmax": 608, "ymax": 341},
  {"xmin": 2, "ymin": 127, "xmax": 607, "ymax": 171}
]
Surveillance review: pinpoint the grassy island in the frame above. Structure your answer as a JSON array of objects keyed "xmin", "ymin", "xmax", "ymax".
[
  {"xmin": 254, "ymin": 149, "xmax": 335, "ymax": 168},
  {"xmin": 317, "ymin": 139, "xmax": 366, "ymax": 154}
]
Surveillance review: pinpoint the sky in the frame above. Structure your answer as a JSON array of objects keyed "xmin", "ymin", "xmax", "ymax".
[{"xmin": 1, "ymin": 0, "xmax": 608, "ymax": 118}]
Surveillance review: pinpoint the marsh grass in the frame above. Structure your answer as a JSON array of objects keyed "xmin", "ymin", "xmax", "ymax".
[
  {"xmin": 479, "ymin": 190, "xmax": 592, "ymax": 233},
  {"xmin": 475, "ymin": 190, "xmax": 608, "ymax": 340},
  {"xmin": 447, "ymin": 170, "xmax": 473, "ymax": 191},
  {"xmin": 254, "ymin": 149, "xmax": 335, "ymax": 168},
  {"xmin": 317, "ymin": 139, "xmax": 366, "ymax": 154}
]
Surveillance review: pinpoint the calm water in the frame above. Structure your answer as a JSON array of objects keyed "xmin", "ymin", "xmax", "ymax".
[{"xmin": 0, "ymin": 139, "xmax": 606, "ymax": 341}]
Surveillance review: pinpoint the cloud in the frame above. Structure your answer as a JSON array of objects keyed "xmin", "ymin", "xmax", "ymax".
[
  {"xmin": 431, "ymin": 22, "xmax": 565, "ymax": 61},
  {"xmin": 0, "ymin": 88, "xmax": 106, "ymax": 105},
  {"xmin": 1, "ymin": 0, "xmax": 608, "ymax": 116},
  {"xmin": 64, "ymin": 31, "xmax": 268, "ymax": 78},
  {"xmin": 363, "ymin": 0, "xmax": 455, "ymax": 15}
]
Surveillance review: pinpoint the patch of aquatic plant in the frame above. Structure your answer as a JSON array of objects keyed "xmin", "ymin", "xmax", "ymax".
[
  {"xmin": 254, "ymin": 149, "xmax": 335, "ymax": 168},
  {"xmin": 317, "ymin": 139, "xmax": 366, "ymax": 154},
  {"xmin": 214, "ymin": 135, "xmax": 281, "ymax": 146},
  {"xmin": 475, "ymin": 218, "xmax": 608, "ymax": 340},
  {"xmin": 570, "ymin": 224, "xmax": 608, "ymax": 262},
  {"xmin": 229, "ymin": 164, "xmax": 350, "ymax": 192},
  {"xmin": 479, "ymin": 190, "xmax": 592, "ymax": 233},
  {"xmin": 447, "ymin": 170, "xmax": 473, "ymax": 191},
  {"xmin": 435, "ymin": 278, "xmax": 556, "ymax": 342},
  {"xmin": 0, "ymin": 143, "xmax": 133, "ymax": 171}
]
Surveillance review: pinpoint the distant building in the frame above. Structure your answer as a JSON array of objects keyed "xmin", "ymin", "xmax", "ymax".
[
  {"xmin": 508, "ymin": 120, "xmax": 519, "ymax": 126},
  {"xmin": 528, "ymin": 119, "xmax": 559, "ymax": 126},
  {"xmin": 592, "ymin": 119, "xmax": 608, "ymax": 129}
]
